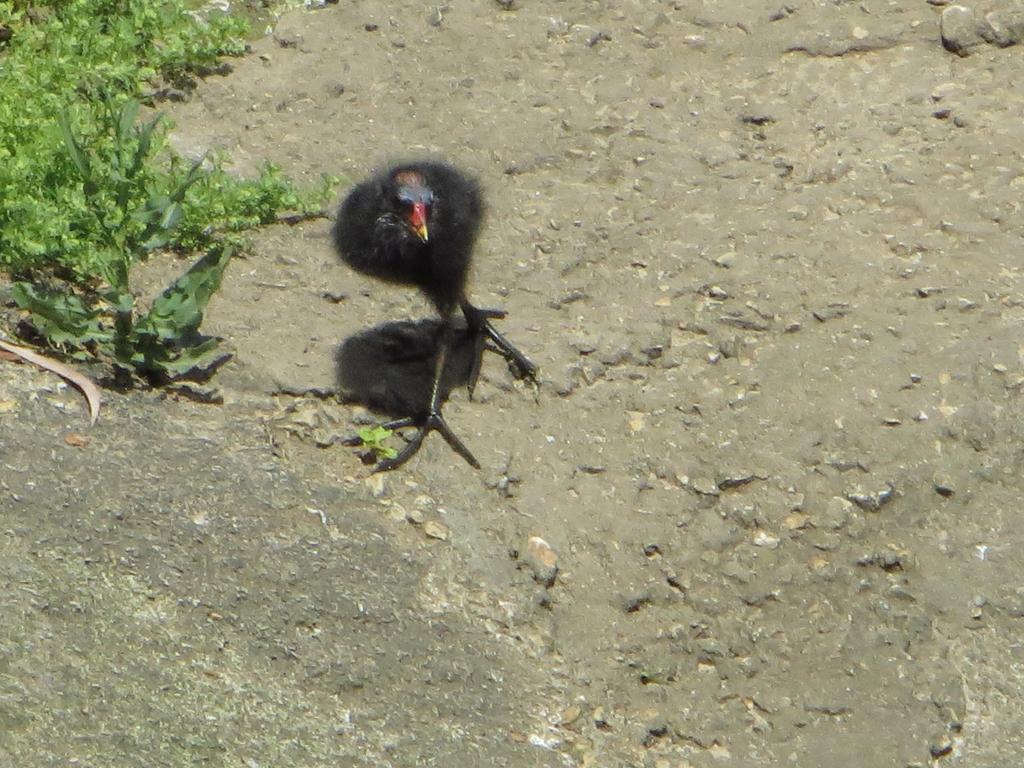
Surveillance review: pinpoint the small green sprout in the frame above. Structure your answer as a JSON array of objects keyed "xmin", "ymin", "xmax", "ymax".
[{"xmin": 357, "ymin": 426, "xmax": 399, "ymax": 460}]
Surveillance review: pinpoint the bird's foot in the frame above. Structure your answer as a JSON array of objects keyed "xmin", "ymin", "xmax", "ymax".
[
  {"xmin": 461, "ymin": 304, "xmax": 539, "ymax": 397},
  {"xmin": 343, "ymin": 413, "xmax": 480, "ymax": 473}
]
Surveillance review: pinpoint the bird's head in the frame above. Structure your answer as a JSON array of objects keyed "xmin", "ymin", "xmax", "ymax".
[{"xmin": 390, "ymin": 169, "xmax": 433, "ymax": 243}]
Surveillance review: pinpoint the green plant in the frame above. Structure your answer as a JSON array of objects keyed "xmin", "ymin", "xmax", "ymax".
[
  {"xmin": 13, "ymin": 245, "xmax": 233, "ymax": 379},
  {"xmin": 12, "ymin": 96, "xmax": 234, "ymax": 382},
  {"xmin": 2, "ymin": 1, "xmax": 336, "ymax": 384},
  {"xmin": 0, "ymin": 0, "xmax": 249, "ymax": 274},
  {"xmin": 356, "ymin": 426, "xmax": 399, "ymax": 461}
]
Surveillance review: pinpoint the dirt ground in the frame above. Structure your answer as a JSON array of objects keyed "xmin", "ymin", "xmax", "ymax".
[{"xmin": 4, "ymin": 1, "xmax": 1024, "ymax": 765}]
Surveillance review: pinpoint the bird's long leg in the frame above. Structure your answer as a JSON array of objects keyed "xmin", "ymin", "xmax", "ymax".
[
  {"xmin": 461, "ymin": 301, "xmax": 538, "ymax": 398},
  {"xmin": 352, "ymin": 317, "xmax": 481, "ymax": 473}
]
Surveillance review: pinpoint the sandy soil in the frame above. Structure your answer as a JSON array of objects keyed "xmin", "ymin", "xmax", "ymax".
[{"xmin": 4, "ymin": 1, "xmax": 1024, "ymax": 765}]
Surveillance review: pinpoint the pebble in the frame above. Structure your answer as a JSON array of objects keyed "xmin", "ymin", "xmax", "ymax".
[
  {"xmin": 690, "ymin": 477, "xmax": 720, "ymax": 497},
  {"xmin": 560, "ymin": 705, "xmax": 582, "ymax": 726},
  {"xmin": 527, "ymin": 733, "xmax": 561, "ymax": 750},
  {"xmin": 624, "ymin": 592, "xmax": 652, "ymax": 613},
  {"xmin": 812, "ymin": 303, "xmax": 851, "ymax": 322},
  {"xmin": 592, "ymin": 706, "xmax": 613, "ymax": 731},
  {"xmin": 784, "ymin": 512, "xmax": 810, "ymax": 530},
  {"xmin": 628, "ymin": 411, "xmax": 646, "ymax": 433},
  {"xmin": 717, "ymin": 470, "xmax": 758, "ymax": 490},
  {"xmin": 933, "ymin": 474, "xmax": 956, "ymax": 497},
  {"xmin": 940, "ymin": 5, "xmax": 1024, "ymax": 54},
  {"xmin": 941, "ymin": 6, "xmax": 983, "ymax": 56},
  {"xmin": 846, "ymin": 484, "xmax": 895, "ymax": 512},
  {"xmin": 522, "ymin": 536, "xmax": 559, "ymax": 587},
  {"xmin": 423, "ymin": 521, "xmax": 449, "ymax": 540},
  {"xmin": 753, "ymin": 530, "xmax": 780, "ymax": 548},
  {"xmin": 570, "ymin": 338, "xmax": 598, "ymax": 355},
  {"xmin": 982, "ymin": 9, "xmax": 1024, "ymax": 47},
  {"xmin": 406, "ymin": 509, "xmax": 426, "ymax": 524},
  {"xmin": 929, "ymin": 736, "xmax": 954, "ymax": 758},
  {"xmin": 818, "ymin": 496, "xmax": 853, "ymax": 529},
  {"xmin": 642, "ymin": 716, "xmax": 670, "ymax": 746},
  {"xmin": 365, "ymin": 474, "xmax": 387, "ymax": 498}
]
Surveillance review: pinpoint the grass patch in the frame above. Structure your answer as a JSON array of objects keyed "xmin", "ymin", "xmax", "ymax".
[{"xmin": 0, "ymin": 0, "xmax": 335, "ymax": 383}]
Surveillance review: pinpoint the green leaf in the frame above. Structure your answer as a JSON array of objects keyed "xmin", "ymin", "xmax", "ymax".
[
  {"xmin": 130, "ymin": 112, "xmax": 163, "ymax": 177},
  {"xmin": 132, "ymin": 195, "xmax": 172, "ymax": 227},
  {"xmin": 357, "ymin": 426, "xmax": 399, "ymax": 460},
  {"xmin": 57, "ymin": 109, "xmax": 91, "ymax": 182},
  {"xmin": 160, "ymin": 202, "xmax": 184, "ymax": 231},
  {"xmin": 11, "ymin": 282, "xmax": 111, "ymax": 346},
  {"xmin": 116, "ymin": 98, "xmax": 140, "ymax": 147},
  {"xmin": 144, "ymin": 337, "xmax": 230, "ymax": 377},
  {"xmin": 132, "ymin": 160, "xmax": 205, "ymax": 251},
  {"xmin": 137, "ymin": 245, "xmax": 233, "ymax": 341},
  {"xmin": 105, "ymin": 290, "xmax": 135, "ymax": 314},
  {"xmin": 169, "ymin": 157, "xmax": 206, "ymax": 204}
]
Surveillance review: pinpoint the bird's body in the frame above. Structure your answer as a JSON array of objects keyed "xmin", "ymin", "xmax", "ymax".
[
  {"xmin": 332, "ymin": 160, "xmax": 537, "ymax": 471},
  {"xmin": 332, "ymin": 161, "xmax": 482, "ymax": 313}
]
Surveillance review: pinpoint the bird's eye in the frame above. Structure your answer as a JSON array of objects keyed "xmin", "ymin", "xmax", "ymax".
[{"xmin": 396, "ymin": 186, "xmax": 433, "ymax": 208}]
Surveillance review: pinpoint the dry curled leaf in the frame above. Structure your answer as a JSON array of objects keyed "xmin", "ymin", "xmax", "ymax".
[
  {"xmin": 0, "ymin": 338, "xmax": 101, "ymax": 426},
  {"xmin": 64, "ymin": 432, "xmax": 90, "ymax": 447}
]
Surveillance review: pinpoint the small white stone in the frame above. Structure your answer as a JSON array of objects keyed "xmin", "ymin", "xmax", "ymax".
[{"xmin": 523, "ymin": 536, "xmax": 559, "ymax": 586}]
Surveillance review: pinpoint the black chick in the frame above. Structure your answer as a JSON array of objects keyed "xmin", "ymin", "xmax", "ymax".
[{"xmin": 332, "ymin": 160, "xmax": 537, "ymax": 471}]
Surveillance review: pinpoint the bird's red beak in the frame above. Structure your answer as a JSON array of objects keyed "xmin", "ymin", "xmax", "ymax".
[{"xmin": 409, "ymin": 202, "xmax": 429, "ymax": 242}]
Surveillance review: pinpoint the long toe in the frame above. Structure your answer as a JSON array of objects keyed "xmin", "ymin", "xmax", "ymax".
[
  {"xmin": 425, "ymin": 411, "xmax": 481, "ymax": 469},
  {"xmin": 373, "ymin": 428, "xmax": 429, "ymax": 472},
  {"xmin": 357, "ymin": 412, "xmax": 479, "ymax": 472},
  {"xmin": 483, "ymin": 320, "xmax": 538, "ymax": 381},
  {"xmin": 462, "ymin": 303, "xmax": 538, "ymax": 382},
  {"xmin": 462, "ymin": 304, "xmax": 507, "ymax": 329}
]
